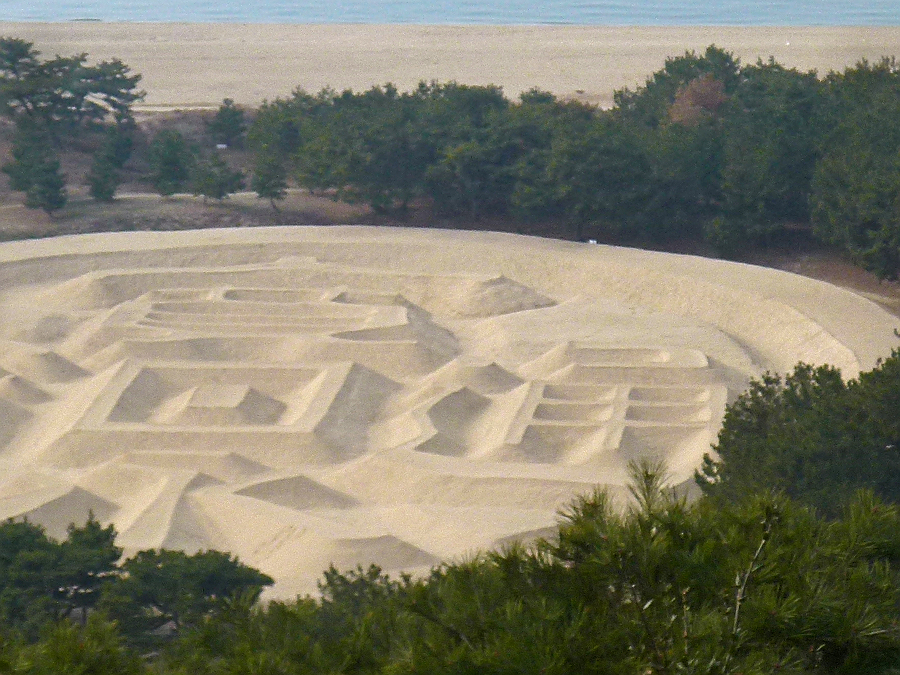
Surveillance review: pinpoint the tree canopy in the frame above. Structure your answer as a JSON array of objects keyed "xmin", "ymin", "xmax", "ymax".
[
  {"xmin": 148, "ymin": 129, "xmax": 195, "ymax": 196},
  {"xmin": 190, "ymin": 152, "xmax": 245, "ymax": 201},
  {"xmin": 155, "ymin": 466, "xmax": 900, "ymax": 675},
  {"xmin": 1, "ymin": 120, "xmax": 67, "ymax": 214},
  {"xmin": 237, "ymin": 47, "xmax": 900, "ymax": 276},
  {"xmin": 0, "ymin": 514, "xmax": 119, "ymax": 638},
  {"xmin": 1, "ymin": 39, "xmax": 899, "ymax": 276},
  {"xmin": 810, "ymin": 58, "xmax": 900, "ymax": 278},
  {"xmin": 0, "ymin": 37, "xmax": 143, "ymax": 131},
  {"xmin": 0, "ymin": 515, "xmax": 272, "ymax": 649},
  {"xmin": 0, "ymin": 36, "xmax": 142, "ymax": 209},
  {"xmin": 697, "ymin": 349, "xmax": 900, "ymax": 517}
]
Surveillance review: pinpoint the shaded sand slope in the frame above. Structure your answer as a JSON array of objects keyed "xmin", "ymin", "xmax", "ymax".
[{"xmin": 0, "ymin": 227, "xmax": 897, "ymax": 597}]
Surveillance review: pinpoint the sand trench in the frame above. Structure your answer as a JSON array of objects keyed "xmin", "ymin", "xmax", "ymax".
[{"xmin": 0, "ymin": 226, "xmax": 897, "ymax": 598}]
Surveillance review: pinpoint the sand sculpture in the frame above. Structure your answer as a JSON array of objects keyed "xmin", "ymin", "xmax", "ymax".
[{"xmin": 0, "ymin": 226, "xmax": 897, "ymax": 597}]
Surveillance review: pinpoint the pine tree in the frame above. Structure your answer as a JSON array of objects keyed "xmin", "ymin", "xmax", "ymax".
[
  {"xmin": 103, "ymin": 120, "xmax": 135, "ymax": 170},
  {"xmin": 87, "ymin": 122, "xmax": 134, "ymax": 203},
  {"xmin": 206, "ymin": 98, "xmax": 246, "ymax": 148},
  {"xmin": 148, "ymin": 130, "xmax": 195, "ymax": 197},
  {"xmin": 250, "ymin": 148, "xmax": 288, "ymax": 210},
  {"xmin": 190, "ymin": 152, "xmax": 244, "ymax": 202},
  {"xmin": 1, "ymin": 121, "xmax": 67, "ymax": 215},
  {"xmin": 88, "ymin": 152, "xmax": 120, "ymax": 202},
  {"xmin": 25, "ymin": 154, "xmax": 67, "ymax": 215}
]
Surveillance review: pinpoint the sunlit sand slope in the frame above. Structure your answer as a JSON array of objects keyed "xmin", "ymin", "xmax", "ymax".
[{"xmin": 0, "ymin": 227, "xmax": 896, "ymax": 597}]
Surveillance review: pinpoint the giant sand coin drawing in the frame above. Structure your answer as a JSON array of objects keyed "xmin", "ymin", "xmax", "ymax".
[{"xmin": 0, "ymin": 227, "xmax": 897, "ymax": 596}]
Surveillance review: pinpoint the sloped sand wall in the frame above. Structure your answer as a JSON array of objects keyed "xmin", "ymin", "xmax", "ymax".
[{"xmin": 0, "ymin": 227, "xmax": 896, "ymax": 597}]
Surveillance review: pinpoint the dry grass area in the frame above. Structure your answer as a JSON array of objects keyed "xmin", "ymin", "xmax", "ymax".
[{"xmin": 0, "ymin": 190, "xmax": 365, "ymax": 240}]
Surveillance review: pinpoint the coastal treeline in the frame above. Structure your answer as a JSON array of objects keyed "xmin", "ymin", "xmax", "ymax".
[
  {"xmin": 244, "ymin": 46, "xmax": 900, "ymax": 277},
  {"xmin": 1, "ymin": 38, "xmax": 899, "ymax": 277},
  {"xmin": 2, "ymin": 349, "xmax": 900, "ymax": 674}
]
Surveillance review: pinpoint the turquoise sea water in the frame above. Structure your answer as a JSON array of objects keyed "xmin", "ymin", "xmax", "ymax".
[{"xmin": 0, "ymin": 0, "xmax": 897, "ymax": 25}]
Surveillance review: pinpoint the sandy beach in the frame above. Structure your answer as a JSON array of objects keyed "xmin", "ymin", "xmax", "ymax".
[{"xmin": 2, "ymin": 23, "xmax": 899, "ymax": 109}]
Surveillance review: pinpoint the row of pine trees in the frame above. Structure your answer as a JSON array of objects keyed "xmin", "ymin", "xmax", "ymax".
[{"xmin": 2, "ymin": 40, "xmax": 900, "ymax": 277}]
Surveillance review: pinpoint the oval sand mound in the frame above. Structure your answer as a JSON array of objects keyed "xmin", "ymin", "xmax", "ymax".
[{"xmin": 0, "ymin": 226, "xmax": 896, "ymax": 597}]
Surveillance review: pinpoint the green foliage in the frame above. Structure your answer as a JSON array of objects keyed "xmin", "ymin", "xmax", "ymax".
[
  {"xmin": 161, "ymin": 593, "xmax": 323, "ymax": 675},
  {"xmin": 698, "ymin": 350, "xmax": 900, "ymax": 517},
  {"xmin": 425, "ymin": 115, "xmax": 520, "ymax": 218},
  {"xmin": 8, "ymin": 463, "xmax": 900, "ymax": 674},
  {"xmin": 190, "ymin": 152, "xmax": 245, "ymax": 202},
  {"xmin": 247, "ymin": 93, "xmax": 307, "ymax": 159},
  {"xmin": 713, "ymin": 60, "xmax": 825, "ymax": 251},
  {"xmin": 1, "ymin": 120, "xmax": 67, "ymax": 215},
  {"xmin": 12, "ymin": 615, "xmax": 144, "ymax": 675},
  {"xmin": 206, "ymin": 98, "xmax": 246, "ymax": 148},
  {"xmin": 2, "ymin": 121, "xmax": 51, "ymax": 192},
  {"xmin": 0, "ymin": 36, "xmax": 143, "ymax": 133},
  {"xmin": 87, "ymin": 121, "xmax": 134, "ymax": 202},
  {"xmin": 1, "ymin": 38, "xmax": 899, "ymax": 276},
  {"xmin": 614, "ymin": 45, "xmax": 741, "ymax": 128},
  {"xmin": 0, "ymin": 632, "xmax": 14, "ymax": 673},
  {"xmin": 249, "ymin": 91, "xmax": 332, "ymax": 211},
  {"xmin": 645, "ymin": 119, "xmax": 724, "ymax": 240},
  {"xmin": 88, "ymin": 154, "xmax": 118, "ymax": 202},
  {"xmin": 98, "ymin": 548, "xmax": 273, "ymax": 638},
  {"xmin": 200, "ymin": 51, "xmax": 900, "ymax": 271},
  {"xmin": 0, "ymin": 519, "xmax": 60, "ymax": 638},
  {"xmin": 426, "ymin": 92, "xmax": 592, "ymax": 223},
  {"xmin": 101, "ymin": 120, "xmax": 136, "ymax": 169},
  {"xmin": 275, "ymin": 82, "xmax": 519, "ymax": 214},
  {"xmin": 87, "ymin": 156, "xmax": 118, "ymax": 204},
  {"xmin": 24, "ymin": 156, "xmax": 66, "ymax": 215},
  {"xmin": 416, "ymin": 82, "xmax": 513, "ymax": 217},
  {"xmin": 57, "ymin": 517, "xmax": 121, "ymax": 619},
  {"xmin": 246, "ymin": 93, "xmax": 317, "ymax": 208},
  {"xmin": 810, "ymin": 58, "xmax": 900, "ymax": 278},
  {"xmin": 289, "ymin": 84, "xmax": 432, "ymax": 212},
  {"xmin": 0, "ymin": 514, "xmax": 119, "ymax": 639},
  {"xmin": 548, "ymin": 114, "xmax": 653, "ymax": 240},
  {"xmin": 151, "ymin": 463, "xmax": 900, "ymax": 675},
  {"xmin": 250, "ymin": 147, "xmax": 288, "ymax": 209},
  {"xmin": 332, "ymin": 84, "xmax": 434, "ymax": 212},
  {"xmin": 0, "ymin": 513, "xmax": 272, "ymax": 656},
  {"xmin": 148, "ymin": 130, "xmax": 196, "ymax": 196},
  {"xmin": 0, "ymin": 36, "xmax": 143, "ymax": 212}
]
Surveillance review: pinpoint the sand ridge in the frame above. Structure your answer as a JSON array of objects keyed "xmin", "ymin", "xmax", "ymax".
[{"xmin": 0, "ymin": 226, "xmax": 897, "ymax": 597}]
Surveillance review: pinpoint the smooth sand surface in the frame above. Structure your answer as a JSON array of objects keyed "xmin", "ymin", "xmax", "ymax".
[
  {"xmin": 0, "ymin": 227, "xmax": 897, "ymax": 597},
  {"xmin": 2, "ymin": 23, "xmax": 899, "ymax": 108}
]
